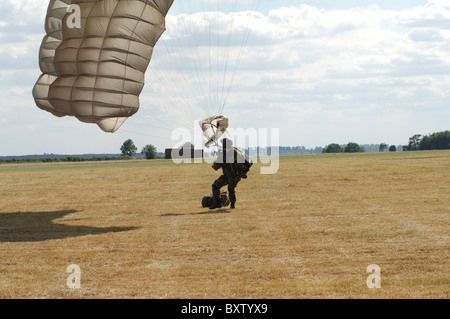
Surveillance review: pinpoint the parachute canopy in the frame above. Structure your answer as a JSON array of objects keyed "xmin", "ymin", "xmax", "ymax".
[
  {"xmin": 33, "ymin": 0, "xmax": 174, "ymax": 133},
  {"xmin": 199, "ymin": 115, "xmax": 229, "ymax": 148}
]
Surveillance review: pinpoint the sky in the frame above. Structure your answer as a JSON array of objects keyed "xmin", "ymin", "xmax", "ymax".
[{"xmin": 0, "ymin": 0, "xmax": 449, "ymax": 156}]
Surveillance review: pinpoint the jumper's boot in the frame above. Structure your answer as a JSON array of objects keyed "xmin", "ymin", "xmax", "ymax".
[
  {"xmin": 209, "ymin": 189, "xmax": 222, "ymax": 210},
  {"xmin": 229, "ymin": 192, "xmax": 236, "ymax": 209}
]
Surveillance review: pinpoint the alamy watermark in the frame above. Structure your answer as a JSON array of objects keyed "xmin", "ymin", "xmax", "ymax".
[
  {"xmin": 66, "ymin": 5, "xmax": 81, "ymax": 29},
  {"xmin": 63, "ymin": 263, "xmax": 381, "ymax": 291},
  {"xmin": 170, "ymin": 122, "xmax": 280, "ymax": 175},
  {"xmin": 366, "ymin": 264, "xmax": 381, "ymax": 289},
  {"xmin": 66, "ymin": 264, "xmax": 81, "ymax": 289}
]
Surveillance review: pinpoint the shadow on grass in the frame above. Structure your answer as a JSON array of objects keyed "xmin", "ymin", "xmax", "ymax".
[
  {"xmin": 0, "ymin": 210, "xmax": 137, "ymax": 242},
  {"xmin": 160, "ymin": 208, "xmax": 231, "ymax": 217}
]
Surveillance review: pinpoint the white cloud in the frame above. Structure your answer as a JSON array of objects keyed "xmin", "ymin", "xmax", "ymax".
[
  {"xmin": 0, "ymin": 0, "xmax": 47, "ymax": 27},
  {"xmin": 0, "ymin": 0, "xmax": 449, "ymax": 155},
  {"xmin": 409, "ymin": 28, "xmax": 444, "ymax": 41},
  {"xmin": 148, "ymin": 1, "xmax": 450, "ymax": 148}
]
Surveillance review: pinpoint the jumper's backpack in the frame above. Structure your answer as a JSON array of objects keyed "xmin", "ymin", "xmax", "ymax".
[
  {"xmin": 202, "ymin": 191, "xmax": 230, "ymax": 208},
  {"xmin": 234, "ymin": 148, "xmax": 253, "ymax": 178}
]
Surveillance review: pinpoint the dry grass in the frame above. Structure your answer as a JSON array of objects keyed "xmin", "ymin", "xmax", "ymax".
[{"xmin": 0, "ymin": 150, "xmax": 448, "ymax": 299}]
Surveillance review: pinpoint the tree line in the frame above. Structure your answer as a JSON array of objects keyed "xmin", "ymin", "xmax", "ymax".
[
  {"xmin": 2, "ymin": 130, "xmax": 447, "ymax": 164},
  {"xmin": 404, "ymin": 131, "xmax": 449, "ymax": 151},
  {"xmin": 322, "ymin": 130, "xmax": 449, "ymax": 154},
  {"xmin": 120, "ymin": 139, "xmax": 160, "ymax": 159},
  {"xmin": 0, "ymin": 155, "xmax": 131, "ymax": 164},
  {"xmin": 322, "ymin": 142, "xmax": 364, "ymax": 154}
]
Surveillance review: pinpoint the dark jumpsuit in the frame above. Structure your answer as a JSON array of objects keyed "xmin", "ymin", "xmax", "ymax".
[{"xmin": 212, "ymin": 147, "xmax": 248, "ymax": 206}]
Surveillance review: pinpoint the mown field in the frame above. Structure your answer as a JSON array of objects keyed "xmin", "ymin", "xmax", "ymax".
[{"xmin": 0, "ymin": 150, "xmax": 448, "ymax": 298}]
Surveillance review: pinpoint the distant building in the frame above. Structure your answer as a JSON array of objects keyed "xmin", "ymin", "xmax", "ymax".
[{"xmin": 165, "ymin": 148, "xmax": 204, "ymax": 160}]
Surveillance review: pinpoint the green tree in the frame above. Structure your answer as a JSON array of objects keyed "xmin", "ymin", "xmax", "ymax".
[
  {"xmin": 120, "ymin": 139, "xmax": 137, "ymax": 157},
  {"xmin": 389, "ymin": 145, "xmax": 397, "ymax": 152},
  {"xmin": 322, "ymin": 144, "xmax": 343, "ymax": 153},
  {"xmin": 141, "ymin": 144, "xmax": 157, "ymax": 160},
  {"xmin": 419, "ymin": 130, "xmax": 450, "ymax": 150},
  {"xmin": 344, "ymin": 142, "xmax": 364, "ymax": 153},
  {"xmin": 379, "ymin": 143, "xmax": 387, "ymax": 152},
  {"xmin": 407, "ymin": 134, "xmax": 422, "ymax": 151}
]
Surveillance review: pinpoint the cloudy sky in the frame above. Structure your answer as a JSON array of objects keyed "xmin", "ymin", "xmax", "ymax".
[{"xmin": 0, "ymin": 0, "xmax": 449, "ymax": 156}]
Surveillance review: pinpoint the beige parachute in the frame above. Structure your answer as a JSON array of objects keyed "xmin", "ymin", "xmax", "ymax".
[
  {"xmin": 199, "ymin": 115, "xmax": 229, "ymax": 148},
  {"xmin": 33, "ymin": 0, "xmax": 174, "ymax": 133}
]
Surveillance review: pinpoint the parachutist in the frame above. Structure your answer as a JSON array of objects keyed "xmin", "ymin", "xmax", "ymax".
[{"xmin": 208, "ymin": 138, "xmax": 252, "ymax": 210}]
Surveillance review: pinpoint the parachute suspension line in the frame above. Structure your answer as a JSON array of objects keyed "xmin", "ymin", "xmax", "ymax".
[
  {"xmin": 147, "ymin": 51, "xmax": 190, "ymax": 118},
  {"xmin": 140, "ymin": 0, "xmax": 261, "ymax": 140},
  {"xmin": 128, "ymin": 108, "xmax": 192, "ymax": 139},
  {"xmin": 204, "ymin": 0, "xmax": 214, "ymax": 117},
  {"xmin": 154, "ymin": 42, "xmax": 201, "ymax": 127},
  {"xmin": 219, "ymin": 0, "xmax": 261, "ymax": 115},
  {"xmin": 156, "ymin": 0, "xmax": 215, "ymax": 124},
  {"xmin": 177, "ymin": 0, "xmax": 210, "ymax": 117},
  {"xmin": 161, "ymin": 15, "xmax": 204, "ymax": 121},
  {"xmin": 136, "ymin": 1, "xmax": 218, "ymax": 139},
  {"xmin": 141, "ymin": 70, "xmax": 193, "ymax": 128},
  {"xmin": 117, "ymin": 129, "xmax": 175, "ymax": 141},
  {"xmin": 219, "ymin": 0, "xmax": 260, "ymax": 115},
  {"xmin": 214, "ymin": 1, "xmax": 220, "ymax": 115},
  {"xmin": 131, "ymin": 112, "xmax": 183, "ymax": 130},
  {"xmin": 143, "ymin": 52, "xmax": 196, "ymax": 129},
  {"xmin": 125, "ymin": 122, "xmax": 173, "ymax": 131},
  {"xmin": 157, "ymin": 8, "xmax": 205, "ymax": 125},
  {"xmin": 208, "ymin": 0, "xmax": 239, "ymax": 117},
  {"xmin": 185, "ymin": 0, "xmax": 211, "ymax": 118},
  {"xmin": 217, "ymin": 0, "xmax": 238, "ymax": 116},
  {"xmin": 111, "ymin": 3, "xmax": 198, "ymax": 135}
]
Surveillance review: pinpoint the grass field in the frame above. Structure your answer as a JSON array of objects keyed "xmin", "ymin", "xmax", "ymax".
[{"xmin": 0, "ymin": 150, "xmax": 448, "ymax": 299}]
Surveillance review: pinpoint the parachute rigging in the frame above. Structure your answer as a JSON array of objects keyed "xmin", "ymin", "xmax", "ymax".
[
  {"xmin": 199, "ymin": 115, "xmax": 229, "ymax": 148},
  {"xmin": 33, "ymin": 0, "xmax": 261, "ymax": 148},
  {"xmin": 146, "ymin": 0, "xmax": 261, "ymax": 147}
]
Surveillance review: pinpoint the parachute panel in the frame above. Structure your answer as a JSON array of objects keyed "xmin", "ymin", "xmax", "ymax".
[
  {"xmin": 33, "ymin": 0, "xmax": 174, "ymax": 132},
  {"xmin": 200, "ymin": 115, "xmax": 229, "ymax": 148},
  {"xmin": 34, "ymin": 0, "xmax": 72, "ymax": 114}
]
